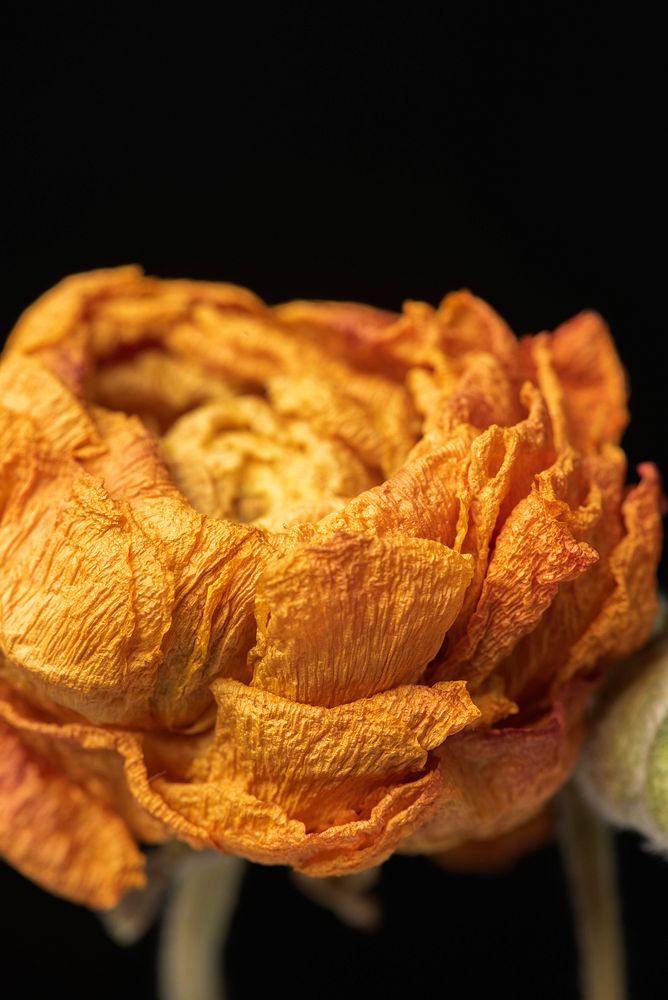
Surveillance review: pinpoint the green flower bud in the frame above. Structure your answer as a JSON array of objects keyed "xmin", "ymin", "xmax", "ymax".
[{"xmin": 578, "ymin": 631, "xmax": 668, "ymax": 853}]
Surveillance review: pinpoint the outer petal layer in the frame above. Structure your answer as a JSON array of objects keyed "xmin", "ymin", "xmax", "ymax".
[
  {"xmin": 150, "ymin": 679, "xmax": 480, "ymax": 873},
  {"xmin": 0, "ymin": 720, "xmax": 146, "ymax": 908},
  {"xmin": 402, "ymin": 682, "xmax": 590, "ymax": 855}
]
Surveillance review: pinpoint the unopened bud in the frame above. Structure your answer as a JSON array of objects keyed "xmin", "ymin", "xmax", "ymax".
[{"xmin": 578, "ymin": 633, "xmax": 668, "ymax": 853}]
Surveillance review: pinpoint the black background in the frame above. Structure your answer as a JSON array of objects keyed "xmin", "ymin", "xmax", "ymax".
[{"xmin": 1, "ymin": 4, "xmax": 667, "ymax": 998}]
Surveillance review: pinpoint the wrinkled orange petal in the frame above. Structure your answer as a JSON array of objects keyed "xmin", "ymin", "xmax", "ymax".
[
  {"xmin": 273, "ymin": 298, "xmax": 428, "ymax": 377},
  {"xmin": 519, "ymin": 311, "xmax": 629, "ymax": 452},
  {"xmin": 0, "ymin": 661, "xmax": 479, "ymax": 877},
  {"xmin": 427, "ymin": 384, "xmax": 554, "ymax": 653},
  {"xmin": 0, "ymin": 356, "xmax": 104, "ymax": 459},
  {"xmin": 0, "ymin": 720, "xmax": 146, "ymax": 908},
  {"xmin": 436, "ymin": 290, "xmax": 519, "ymax": 371},
  {"xmin": 552, "ymin": 311, "xmax": 629, "ymax": 447},
  {"xmin": 555, "ymin": 462, "xmax": 662, "ymax": 685},
  {"xmin": 434, "ymin": 451, "xmax": 600, "ymax": 689},
  {"xmin": 150, "ymin": 679, "xmax": 480, "ymax": 873},
  {"xmin": 310, "ymin": 425, "xmax": 475, "ymax": 547},
  {"xmin": 0, "ymin": 405, "xmax": 272, "ymax": 729},
  {"xmin": 402, "ymin": 681, "xmax": 590, "ymax": 855},
  {"xmin": 250, "ymin": 533, "xmax": 473, "ymax": 705}
]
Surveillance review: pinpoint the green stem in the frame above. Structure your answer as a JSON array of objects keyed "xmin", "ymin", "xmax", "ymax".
[
  {"xmin": 558, "ymin": 783, "xmax": 627, "ymax": 1000},
  {"xmin": 158, "ymin": 851, "xmax": 245, "ymax": 1000}
]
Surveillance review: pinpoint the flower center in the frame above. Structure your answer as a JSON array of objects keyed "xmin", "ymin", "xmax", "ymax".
[{"xmin": 160, "ymin": 393, "xmax": 381, "ymax": 530}]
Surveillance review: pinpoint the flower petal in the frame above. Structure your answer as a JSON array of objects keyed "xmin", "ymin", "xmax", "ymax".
[
  {"xmin": 436, "ymin": 290, "xmax": 519, "ymax": 370},
  {"xmin": 0, "ymin": 356, "xmax": 103, "ymax": 458},
  {"xmin": 402, "ymin": 681, "xmax": 590, "ymax": 854},
  {"xmin": 548, "ymin": 311, "xmax": 629, "ymax": 450},
  {"xmin": 150, "ymin": 679, "xmax": 479, "ymax": 873},
  {"xmin": 0, "ymin": 399, "xmax": 274, "ymax": 729},
  {"xmin": 0, "ymin": 468, "xmax": 174, "ymax": 725},
  {"xmin": 520, "ymin": 311, "xmax": 629, "ymax": 452},
  {"xmin": 555, "ymin": 462, "xmax": 662, "ymax": 685},
  {"xmin": 0, "ymin": 678, "xmax": 472, "ymax": 878},
  {"xmin": 434, "ymin": 450, "xmax": 600, "ymax": 689},
  {"xmin": 250, "ymin": 533, "xmax": 473, "ymax": 705},
  {"xmin": 312, "ymin": 425, "xmax": 475, "ymax": 547},
  {"xmin": 488, "ymin": 458, "xmax": 662, "ymax": 709},
  {"xmin": 430, "ymin": 384, "xmax": 554, "ymax": 653},
  {"xmin": 0, "ymin": 720, "xmax": 146, "ymax": 908},
  {"xmin": 93, "ymin": 350, "xmax": 235, "ymax": 433},
  {"xmin": 5, "ymin": 266, "xmax": 145, "ymax": 357}
]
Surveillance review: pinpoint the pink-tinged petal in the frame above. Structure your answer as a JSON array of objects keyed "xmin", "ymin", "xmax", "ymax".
[
  {"xmin": 403, "ymin": 682, "xmax": 590, "ymax": 854},
  {"xmin": 0, "ymin": 720, "xmax": 146, "ymax": 908}
]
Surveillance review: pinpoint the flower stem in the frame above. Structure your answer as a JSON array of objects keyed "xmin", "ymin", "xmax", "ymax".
[
  {"xmin": 558, "ymin": 782, "xmax": 627, "ymax": 1000},
  {"xmin": 158, "ymin": 851, "xmax": 245, "ymax": 1000}
]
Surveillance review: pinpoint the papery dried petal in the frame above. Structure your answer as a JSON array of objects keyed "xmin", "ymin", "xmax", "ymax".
[
  {"xmin": 0, "ymin": 721, "xmax": 146, "ymax": 908},
  {"xmin": 149, "ymin": 678, "xmax": 479, "ymax": 873},
  {"xmin": 402, "ymin": 682, "xmax": 590, "ymax": 855},
  {"xmin": 250, "ymin": 533, "xmax": 473, "ymax": 705}
]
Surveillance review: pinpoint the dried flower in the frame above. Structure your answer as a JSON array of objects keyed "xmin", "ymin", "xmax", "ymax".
[{"xmin": 0, "ymin": 267, "xmax": 661, "ymax": 907}]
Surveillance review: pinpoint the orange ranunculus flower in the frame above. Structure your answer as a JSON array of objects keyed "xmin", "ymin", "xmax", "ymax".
[{"xmin": 0, "ymin": 267, "xmax": 662, "ymax": 907}]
